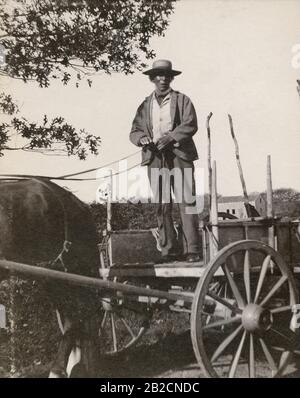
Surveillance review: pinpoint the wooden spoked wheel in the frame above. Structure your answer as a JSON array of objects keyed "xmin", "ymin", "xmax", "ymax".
[
  {"xmin": 191, "ymin": 240, "xmax": 299, "ymax": 378},
  {"xmin": 99, "ymin": 295, "xmax": 151, "ymax": 357},
  {"xmin": 98, "ymin": 242, "xmax": 151, "ymax": 357}
]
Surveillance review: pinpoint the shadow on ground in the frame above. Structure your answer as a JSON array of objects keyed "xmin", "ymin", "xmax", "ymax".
[
  {"xmin": 98, "ymin": 330, "xmax": 300, "ymax": 379},
  {"xmin": 99, "ymin": 330, "xmax": 197, "ymax": 378},
  {"xmin": 14, "ymin": 329, "xmax": 300, "ymax": 378}
]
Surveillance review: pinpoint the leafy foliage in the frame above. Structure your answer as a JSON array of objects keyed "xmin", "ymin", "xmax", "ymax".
[
  {"xmin": 0, "ymin": 0, "xmax": 175, "ymax": 158},
  {"xmin": 270, "ymin": 188, "xmax": 300, "ymax": 219},
  {"xmin": 272, "ymin": 188, "xmax": 300, "ymax": 203},
  {"xmin": 90, "ymin": 197, "xmax": 209, "ymax": 234},
  {"xmin": 0, "ymin": 278, "xmax": 59, "ymax": 374},
  {"xmin": 0, "ymin": 92, "xmax": 101, "ymax": 158},
  {"xmin": 0, "ymin": 0, "xmax": 175, "ymax": 87}
]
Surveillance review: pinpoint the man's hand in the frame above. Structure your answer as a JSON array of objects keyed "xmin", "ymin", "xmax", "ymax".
[
  {"xmin": 139, "ymin": 136, "xmax": 152, "ymax": 146},
  {"xmin": 156, "ymin": 133, "xmax": 175, "ymax": 151}
]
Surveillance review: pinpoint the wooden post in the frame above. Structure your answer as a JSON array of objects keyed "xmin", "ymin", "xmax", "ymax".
[
  {"xmin": 267, "ymin": 155, "xmax": 275, "ymax": 249},
  {"xmin": 228, "ymin": 115, "xmax": 249, "ymax": 205},
  {"xmin": 210, "ymin": 161, "xmax": 219, "ymax": 260},
  {"xmin": 107, "ymin": 169, "xmax": 112, "ymax": 233},
  {"xmin": 0, "ymin": 304, "xmax": 5, "ymax": 329},
  {"xmin": 201, "ymin": 222, "xmax": 207, "ymax": 265},
  {"xmin": 9, "ymin": 277, "xmax": 16, "ymax": 377},
  {"xmin": 107, "ymin": 169, "xmax": 113, "ymax": 266},
  {"xmin": 207, "ymin": 112, "xmax": 213, "ymax": 208},
  {"xmin": 228, "ymin": 114, "xmax": 260, "ymax": 217}
]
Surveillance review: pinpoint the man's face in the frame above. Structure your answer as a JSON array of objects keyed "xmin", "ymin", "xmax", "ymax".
[{"xmin": 152, "ymin": 73, "xmax": 173, "ymax": 92}]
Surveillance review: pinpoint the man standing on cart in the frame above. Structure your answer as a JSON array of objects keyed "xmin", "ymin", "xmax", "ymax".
[{"xmin": 130, "ymin": 59, "xmax": 201, "ymax": 262}]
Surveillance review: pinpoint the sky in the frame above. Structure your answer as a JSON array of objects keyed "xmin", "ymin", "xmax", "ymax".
[{"xmin": 0, "ymin": 0, "xmax": 300, "ymax": 203}]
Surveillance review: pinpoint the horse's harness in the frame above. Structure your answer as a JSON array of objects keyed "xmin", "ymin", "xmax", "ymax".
[{"xmin": 33, "ymin": 177, "xmax": 72, "ymax": 272}]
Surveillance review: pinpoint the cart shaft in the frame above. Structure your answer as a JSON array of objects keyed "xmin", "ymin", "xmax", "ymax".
[{"xmin": 0, "ymin": 259, "xmax": 194, "ymax": 303}]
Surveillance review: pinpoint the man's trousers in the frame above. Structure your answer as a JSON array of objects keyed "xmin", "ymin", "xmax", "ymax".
[{"xmin": 147, "ymin": 150, "xmax": 200, "ymax": 257}]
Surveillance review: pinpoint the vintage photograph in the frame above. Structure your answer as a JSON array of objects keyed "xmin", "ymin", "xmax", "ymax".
[{"xmin": 0, "ymin": 0, "xmax": 299, "ymax": 379}]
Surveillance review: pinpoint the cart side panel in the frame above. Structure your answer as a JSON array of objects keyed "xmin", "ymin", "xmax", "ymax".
[
  {"xmin": 218, "ymin": 222, "xmax": 269, "ymax": 271},
  {"xmin": 277, "ymin": 223, "xmax": 300, "ymax": 266},
  {"xmin": 217, "ymin": 220, "xmax": 300, "ymax": 271},
  {"xmin": 291, "ymin": 231, "xmax": 300, "ymax": 264},
  {"xmin": 110, "ymin": 230, "xmax": 162, "ymax": 265},
  {"xmin": 218, "ymin": 223, "xmax": 269, "ymax": 248},
  {"xmin": 110, "ymin": 229, "xmax": 204, "ymax": 265},
  {"xmin": 218, "ymin": 224, "xmax": 246, "ymax": 248},
  {"xmin": 276, "ymin": 224, "xmax": 291, "ymax": 265}
]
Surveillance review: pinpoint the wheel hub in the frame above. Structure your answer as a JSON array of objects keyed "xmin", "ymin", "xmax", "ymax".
[
  {"xmin": 102, "ymin": 297, "xmax": 113, "ymax": 311},
  {"xmin": 242, "ymin": 303, "xmax": 273, "ymax": 333},
  {"xmin": 102, "ymin": 297, "xmax": 122, "ymax": 312}
]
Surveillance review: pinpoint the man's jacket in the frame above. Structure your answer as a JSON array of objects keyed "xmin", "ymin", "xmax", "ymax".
[{"xmin": 130, "ymin": 90, "xmax": 198, "ymax": 166}]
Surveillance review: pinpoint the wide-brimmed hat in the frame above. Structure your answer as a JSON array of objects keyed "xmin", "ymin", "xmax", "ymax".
[{"xmin": 143, "ymin": 59, "xmax": 182, "ymax": 76}]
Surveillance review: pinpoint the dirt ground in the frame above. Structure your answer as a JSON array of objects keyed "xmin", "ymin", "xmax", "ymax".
[
  {"xmin": 3, "ymin": 313, "xmax": 300, "ymax": 378},
  {"xmin": 98, "ymin": 330, "xmax": 300, "ymax": 379},
  {"xmin": 3, "ymin": 328, "xmax": 300, "ymax": 378}
]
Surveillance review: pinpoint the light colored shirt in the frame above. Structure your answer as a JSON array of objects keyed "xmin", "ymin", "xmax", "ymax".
[{"xmin": 151, "ymin": 91, "xmax": 172, "ymax": 143}]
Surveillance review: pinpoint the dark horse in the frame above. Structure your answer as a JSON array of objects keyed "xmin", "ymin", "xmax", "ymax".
[{"xmin": 0, "ymin": 178, "xmax": 101, "ymax": 377}]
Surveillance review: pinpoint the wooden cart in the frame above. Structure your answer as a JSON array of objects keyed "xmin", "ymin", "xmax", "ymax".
[
  {"xmin": 93, "ymin": 159, "xmax": 300, "ymax": 378},
  {"xmin": 0, "ymin": 161, "xmax": 299, "ymax": 378}
]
